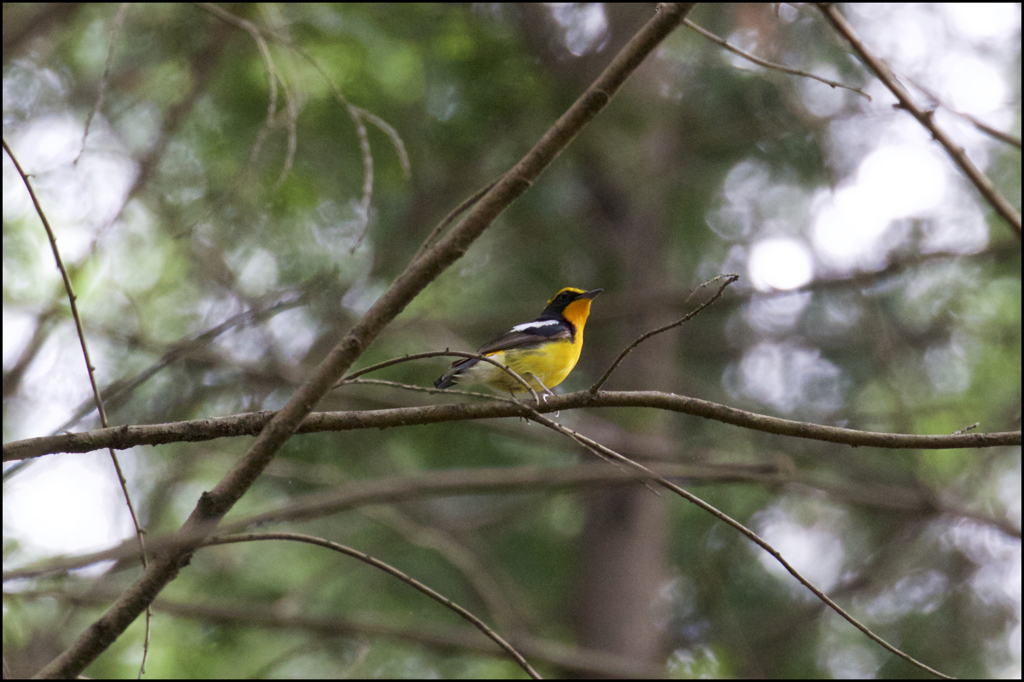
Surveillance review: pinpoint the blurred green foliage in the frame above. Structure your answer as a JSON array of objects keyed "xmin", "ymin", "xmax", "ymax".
[{"xmin": 3, "ymin": 3, "xmax": 1020, "ymax": 679}]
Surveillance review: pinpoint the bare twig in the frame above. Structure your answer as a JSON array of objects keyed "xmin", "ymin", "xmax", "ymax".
[
  {"xmin": 522, "ymin": 406, "xmax": 951, "ymax": 678},
  {"xmin": 337, "ymin": 349, "xmax": 542, "ymax": 403},
  {"xmin": 199, "ymin": 2, "xmax": 383, "ymax": 247},
  {"xmin": 197, "ymin": 3, "xmax": 298, "ymax": 190},
  {"xmin": 412, "ymin": 179, "xmax": 500, "ymax": 262},
  {"xmin": 354, "ymin": 105, "xmax": 412, "ymax": 178},
  {"xmin": 207, "ymin": 533, "xmax": 541, "ymax": 679},
  {"xmin": 591, "ymin": 274, "xmax": 738, "ymax": 391},
  {"xmin": 53, "ymin": 284, "xmax": 318, "ymax": 434},
  {"xmin": 7, "ymin": 390, "xmax": 1018, "ymax": 463},
  {"xmin": 15, "ymin": 587, "xmax": 659, "ymax": 677},
  {"xmin": 904, "ymin": 76, "xmax": 1021, "ymax": 150},
  {"xmin": 12, "ymin": 458, "xmax": 1015, "ymax": 584},
  {"xmin": 75, "ymin": 3, "xmax": 130, "ymax": 165},
  {"xmin": 287, "ymin": 50, "xmax": 376, "ymax": 251},
  {"xmin": 684, "ymin": 19, "xmax": 870, "ymax": 100},
  {"xmin": 4, "ymin": 137, "xmax": 153, "ymax": 674},
  {"xmin": 817, "ymin": 3, "xmax": 1021, "ymax": 237}
]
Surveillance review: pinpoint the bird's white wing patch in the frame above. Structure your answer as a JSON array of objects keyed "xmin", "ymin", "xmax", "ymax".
[{"xmin": 511, "ymin": 320, "xmax": 561, "ymax": 332}]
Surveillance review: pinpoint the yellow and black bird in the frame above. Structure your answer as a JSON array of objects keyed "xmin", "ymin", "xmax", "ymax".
[{"xmin": 434, "ymin": 287, "xmax": 602, "ymax": 397}]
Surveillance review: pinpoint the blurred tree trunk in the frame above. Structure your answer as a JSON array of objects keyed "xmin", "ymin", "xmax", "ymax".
[{"xmin": 571, "ymin": 132, "xmax": 678, "ymax": 672}]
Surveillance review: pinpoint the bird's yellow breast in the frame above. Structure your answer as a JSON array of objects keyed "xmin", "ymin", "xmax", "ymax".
[{"xmin": 475, "ymin": 337, "xmax": 583, "ymax": 393}]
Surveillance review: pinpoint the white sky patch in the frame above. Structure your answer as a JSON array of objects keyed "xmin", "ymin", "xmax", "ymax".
[
  {"xmin": 546, "ymin": 3, "xmax": 608, "ymax": 56},
  {"xmin": 857, "ymin": 145, "xmax": 946, "ymax": 217},
  {"xmin": 6, "ymin": 115, "xmax": 138, "ymax": 270},
  {"xmin": 726, "ymin": 342, "xmax": 846, "ymax": 415},
  {"xmin": 752, "ymin": 498, "xmax": 848, "ymax": 596},
  {"xmin": 4, "ymin": 453, "xmax": 136, "ymax": 566},
  {"xmin": 940, "ymin": 53, "xmax": 1007, "ymax": 116},
  {"xmin": 748, "ymin": 238, "xmax": 813, "ymax": 292},
  {"xmin": 812, "ymin": 144, "xmax": 947, "ymax": 271},
  {"xmin": 234, "ymin": 247, "xmax": 281, "ymax": 296},
  {"xmin": 940, "ymin": 3, "xmax": 1022, "ymax": 41},
  {"xmin": 268, "ymin": 307, "xmax": 319, "ymax": 363},
  {"xmin": 811, "ymin": 186, "xmax": 890, "ymax": 270},
  {"xmin": 745, "ymin": 291, "xmax": 813, "ymax": 335}
]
